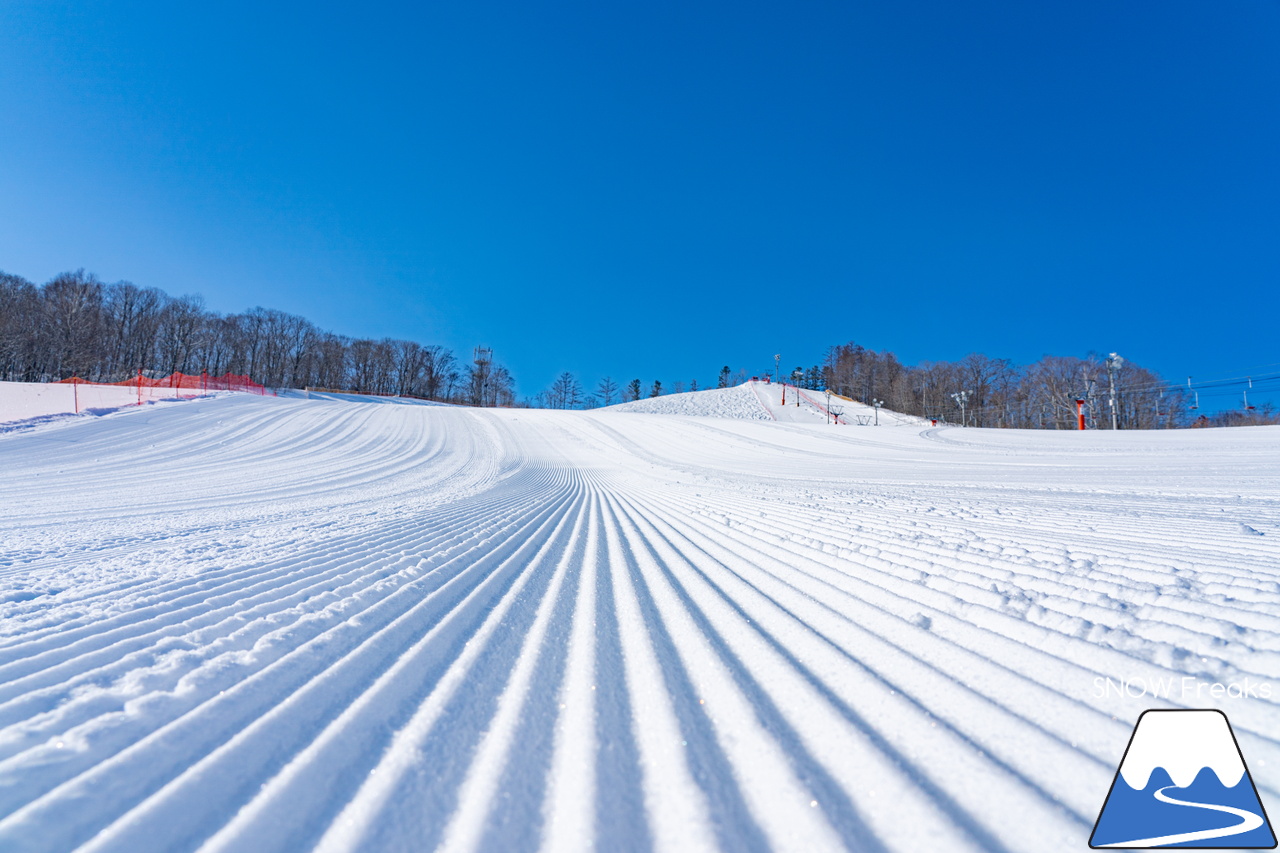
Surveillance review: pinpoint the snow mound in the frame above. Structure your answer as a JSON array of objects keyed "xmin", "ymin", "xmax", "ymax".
[{"xmin": 604, "ymin": 384, "xmax": 771, "ymax": 419}]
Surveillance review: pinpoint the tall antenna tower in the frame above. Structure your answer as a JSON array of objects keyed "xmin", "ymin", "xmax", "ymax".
[{"xmin": 473, "ymin": 346, "xmax": 493, "ymax": 406}]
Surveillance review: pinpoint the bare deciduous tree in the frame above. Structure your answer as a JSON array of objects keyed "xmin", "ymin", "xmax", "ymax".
[
  {"xmin": 546, "ymin": 371, "xmax": 583, "ymax": 409},
  {"xmin": 596, "ymin": 376, "xmax": 618, "ymax": 406}
]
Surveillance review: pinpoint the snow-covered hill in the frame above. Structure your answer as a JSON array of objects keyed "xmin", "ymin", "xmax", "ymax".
[
  {"xmin": 606, "ymin": 383, "xmax": 772, "ymax": 419},
  {"xmin": 606, "ymin": 380, "xmax": 921, "ymax": 426},
  {"xmin": 1, "ymin": 393, "xmax": 1278, "ymax": 852}
]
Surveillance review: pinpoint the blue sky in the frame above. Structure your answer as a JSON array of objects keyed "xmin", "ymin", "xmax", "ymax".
[{"xmin": 2, "ymin": 1, "xmax": 1277, "ymax": 406}]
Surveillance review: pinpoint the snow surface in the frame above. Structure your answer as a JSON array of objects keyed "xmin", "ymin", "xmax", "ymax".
[
  {"xmin": 1, "ymin": 388, "xmax": 1278, "ymax": 852},
  {"xmin": 608, "ymin": 380, "xmax": 923, "ymax": 427},
  {"xmin": 607, "ymin": 384, "xmax": 773, "ymax": 420},
  {"xmin": 0, "ymin": 381, "xmax": 204, "ymax": 426}
]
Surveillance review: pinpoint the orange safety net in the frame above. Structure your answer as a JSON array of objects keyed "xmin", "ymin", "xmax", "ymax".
[{"xmin": 58, "ymin": 372, "xmax": 268, "ymax": 395}]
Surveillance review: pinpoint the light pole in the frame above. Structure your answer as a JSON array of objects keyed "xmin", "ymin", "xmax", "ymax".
[
  {"xmin": 951, "ymin": 390, "xmax": 971, "ymax": 426},
  {"xmin": 775, "ymin": 354, "xmax": 783, "ymax": 405},
  {"xmin": 872, "ymin": 398, "xmax": 883, "ymax": 426},
  {"xmin": 1106, "ymin": 352, "xmax": 1123, "ymax": 430},
  {"xmin": 825, "ymin": 388, "xmax": 831, "ymax": 424}
]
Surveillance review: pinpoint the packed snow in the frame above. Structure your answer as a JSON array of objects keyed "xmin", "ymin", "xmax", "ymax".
[
  {"xmin": 0, "ymin": 383, "xmax": 1278, "ymax": 852},
  {"xmin": 608, "ymin": 380, "xmax": 922, "ymax": 427},
  {"xmin": 0, "ymin": 380, "xmax": 202, "ymax": 427},
  {"xmin": 607, "ymin": 384, "xmax": 773, "ymax": 420}
]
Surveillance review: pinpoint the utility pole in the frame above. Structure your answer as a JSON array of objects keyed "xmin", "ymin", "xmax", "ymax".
[
  {"xmin": 1082, "ymin": 374, "xmax": 1098, "ymax": 430},
  {"xmin": 826, "ymin": 388, "xmax": 831, "ymax": 424},
  {"xmin": 950, "ymin": 390, "xmax": 971, "ymax": 426},
  {"xmin": 1106, "ymin": 352, "xmax": 1123, "ymax": 430}
]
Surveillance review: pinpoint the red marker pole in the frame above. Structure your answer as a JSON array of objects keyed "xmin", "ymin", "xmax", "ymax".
[
  {"xmin": 1076, "ymin": 398, "xmax": 1086, "ymax": 431},
  {"xmin": 138, "ymin": 369, "xmax": 143, "ymax": 406}
]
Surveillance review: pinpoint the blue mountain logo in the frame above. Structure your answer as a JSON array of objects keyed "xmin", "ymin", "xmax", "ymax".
[{"xmin": 1091, "ymin": 709, "xmax": 1276, "ymax": 848}]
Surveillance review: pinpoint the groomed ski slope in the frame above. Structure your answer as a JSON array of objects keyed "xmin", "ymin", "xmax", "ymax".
[{"xmin": 0, "ymin": 386, "xmax": 1278, "ymax": 852}]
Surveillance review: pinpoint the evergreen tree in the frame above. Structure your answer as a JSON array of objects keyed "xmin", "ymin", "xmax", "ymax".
[
  {"xmin": 626, "ymin": 378, "xmax": 642, "ymax": 402},
  {"xmin": 717, "ymin": 365, "xmax": 731, "ymax": 388},
  {"xmin": 804, "ymin": 365, "xmax": 823, "ymax": 390},
  {"xmin": 649, "ymin": 379, "xmax": 662, "ymax": 397}
]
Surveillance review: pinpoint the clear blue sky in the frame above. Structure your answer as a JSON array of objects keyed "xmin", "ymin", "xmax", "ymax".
[{"xmin": 2, "ymin": 1, "xmax": 1277, "ymax": 406}]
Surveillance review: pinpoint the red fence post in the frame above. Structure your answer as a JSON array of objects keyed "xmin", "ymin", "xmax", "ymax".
[{"xmin": 137, "ymin": 369, "xmax": 143, "ymax": 406}]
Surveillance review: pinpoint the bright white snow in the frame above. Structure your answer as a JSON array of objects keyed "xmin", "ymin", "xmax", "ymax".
[
  {"xmin": 0, "ymin": 380, "xmax": 202, "ymax": 426},
  {"xmin": 608, "ymin": 383, "xmax": 773, "ymax": 420},
  {"xmin": 0, "ymin": 384, "xmax": 1277, "ymax": 852}
]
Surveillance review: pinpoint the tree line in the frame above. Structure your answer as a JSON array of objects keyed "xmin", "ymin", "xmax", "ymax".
[
  {"xmin": 541, "ymin": 345, "xmax": 1274, "ymax": 429},
  {"xmin": 818, "ymin": 342, "xmax": 1276, "ymax": 429},
  {"xmin": 6, "ymin": 268, "xmax": 1268, "ymax": 426},
  {"xmin": 0, "ymin": 269, "xmax": 516, "ymax": 405}
]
